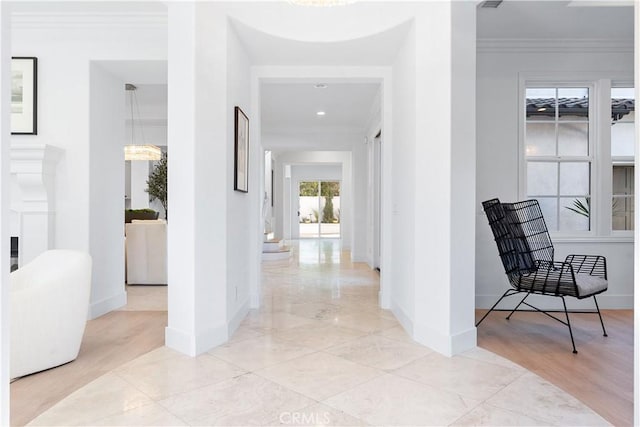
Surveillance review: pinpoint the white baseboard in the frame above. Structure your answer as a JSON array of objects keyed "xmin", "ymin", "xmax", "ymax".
[
  {"xmin": 89, "ymin": 291, "xmax": 127, "ymax": 320},
  {"xmin": 165, "ymin": 323, "xmax": 228, "ymax": 357},
  {"xmin": 164, "ymin": 298, "xmax": 251, "ymax": 357},
  {"xmin": 228, "ymin": 298, "xmax": 250, "ymax": 337},
  {"xmin": 413, "ymin": 322, "xmax": 477, "ymax": 357},
  {"xmin": 390, "ymin": 299, "xmax": 477, "ymax": 357},
  {"xmin": 250, "ymin": 293, "xmax": 260, "ymax": 309},
  {"xmin": 476, "ymin": 293, "xmax": 633, "ymax": 310},
  {"xmin": 390, "ymin": 299, "xmax": 413, "ymax": 336}
]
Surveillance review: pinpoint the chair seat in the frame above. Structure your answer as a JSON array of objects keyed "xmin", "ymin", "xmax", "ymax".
[{"xmin": 575, "ymin": 273, "xmax": 608, "ymax": 298}]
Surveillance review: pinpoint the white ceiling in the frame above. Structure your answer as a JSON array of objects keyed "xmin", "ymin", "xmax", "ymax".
[
  {"xmin": 261, "ymin": 82, "xmax": 380, "ymax": 134},
  {"xmin": 231, "ymin": 18, "xmax": 412, "ymax": 66},
  {"xmin": 98, "ymin": 60, "xmax": 167, "ymax": 86},
  {"xmin": 477, "ymin": 0, "xmax": 634, "ymax": 40}
]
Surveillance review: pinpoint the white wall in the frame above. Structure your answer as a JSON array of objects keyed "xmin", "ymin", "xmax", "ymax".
[
  {"xmin": 364, "ymin": 89, "xmax": 382, "ymax": 268},
  {"xmin": 88, "ymin": 62, "xmax": 126, "ymax": 318},
  {"xmin": 12, "ymin": 20, "xmax": 167, "ymax": 318},
  {"xmin": 226, "ymin": 18, "xmax": 252, "ymax": 332},
  {"xmin": 389, "ymin": 20, "xmax": 416, "ymax": 328},
  {"xmin": 0, "ymin": 4, "xmax": 10, "ymax": 422},
  {"xmin": 166, "ymin": 3, "xmax": 260, "ymax": 355},
  {"xmin": 351, "ymin": 137, "xmax": 368, "ymax": 262},
  {"xmin": 476, "ymin": 47, "xmax": 634, "ymax": 309}
]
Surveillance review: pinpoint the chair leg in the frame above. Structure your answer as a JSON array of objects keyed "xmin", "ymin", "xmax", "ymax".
[
  {"xmin": 506, "ymin": 292, "xmax": 530, "ymax": 320},
  {"xmin": 593, "ymin": 295, "xmax": 608, "ymax": 337},
  {"xmin": 561, "ymin": 297, "xmax": 578, "ymax": 354},
  {"xmin": 476, "ymin": 289, "xmax": 515, "ymax": 327}
]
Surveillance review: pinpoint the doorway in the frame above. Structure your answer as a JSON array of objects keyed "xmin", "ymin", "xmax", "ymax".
[{"xmin": 298, "ymin": 180, "xmax": 341, "ymax": 238}]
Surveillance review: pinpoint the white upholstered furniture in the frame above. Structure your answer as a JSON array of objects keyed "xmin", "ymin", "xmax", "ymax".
[
  {"xmin": 125, "ymin": 220, "xmax": 167, "ymax": 285},
  {"xmin": 11, "ymin": 249, "xmax": 92, "ymax": 379}
]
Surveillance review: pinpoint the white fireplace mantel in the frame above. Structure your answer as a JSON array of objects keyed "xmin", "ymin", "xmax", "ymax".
[{"xmin": 10, "ymin": 143, "xmax": 64, "ymax": 265}]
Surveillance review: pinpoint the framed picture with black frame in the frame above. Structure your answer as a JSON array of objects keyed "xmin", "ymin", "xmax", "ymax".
[
  {"xmin": 11, "ymin": 57, "xmax": 37, "ymax": 135},
  {"xmin": 234, "ymin": 106, "xmax": 249, "ymax": 193}
]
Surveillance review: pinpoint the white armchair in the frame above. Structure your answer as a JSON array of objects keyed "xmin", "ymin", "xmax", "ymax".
[
  {"xmin": 11, "ymin": 250, "xmax": 92, "ymax": 379},
  {"xmin": 125, "ymin": 220, "xmax": 167, "ymax": 285}
]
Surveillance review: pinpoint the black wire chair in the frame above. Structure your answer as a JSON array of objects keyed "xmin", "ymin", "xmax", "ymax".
[{"xmin": 478, "ymin": 198, "xmax": 608, "ymax": 353}]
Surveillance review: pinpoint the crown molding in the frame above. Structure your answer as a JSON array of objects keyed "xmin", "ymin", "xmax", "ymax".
[
  {"xmin": 11, "ymin": 12, "xmax": 167, "ymax": 30},
  {"xmin": 477, "ymin": 38, "xmax": 633, "ymax": 54}
]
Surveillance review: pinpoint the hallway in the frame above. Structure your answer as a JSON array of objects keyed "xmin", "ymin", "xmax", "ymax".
[{"xmin": 28, "ymin": 241, "xmax": 607, "ymax": 426}]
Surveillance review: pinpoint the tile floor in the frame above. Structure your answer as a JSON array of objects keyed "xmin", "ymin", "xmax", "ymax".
[{"xmin": 29, "ymin": 239, "xmax": 608, "ymax": 426}]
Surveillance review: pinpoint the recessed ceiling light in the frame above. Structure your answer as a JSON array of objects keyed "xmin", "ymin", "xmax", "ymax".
[
  {"xmin": 314, "ymin": 83, "xmax": 328, "ymax": 89},
  {"xmin": 316, "ymin": 111, "xmax": 326, "ymax": 116}
]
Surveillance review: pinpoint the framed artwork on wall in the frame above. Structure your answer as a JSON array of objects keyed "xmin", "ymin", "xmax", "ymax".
[
  {"xmin": 234, "ymin": 106, "xmax": 249, "ymax": 193},
  {"xmin": 11, "ymin": 57, "xmax": 37, "ymax": 135}
]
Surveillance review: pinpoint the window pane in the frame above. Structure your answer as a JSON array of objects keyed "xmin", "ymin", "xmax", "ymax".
[
  {"xmin": 526, "ymin": 88, "xmax": 556, "ymax": 121},
  {"xmin": 526, "ymin": 123, "xmax": 556, "ymax": 156},
  {"xmin": 611, "ymin": 122, "xmax": 635, "ymax": 157},
  {"xmin": 613, "ymin": 196, "xmax": 634, "ymax": 231},
  {"xmin": 559, "ymin": 162, "xmax": 589, "ymax": 196},
  {"xmin": 613, "ymin": 165, "xmax": 634, "ymax": 194},
  {"xmin": 613, "ymin": 165, "xmax": 634, "ymax": 231},
  {"xmin": 528, "ymin": 162, "xmax": 557, "ymax": 196},
  {"xmin": 558, "ymin": 88, "xmax": 589, "ymax": 121},
  {"xmin": 536, "ymin": 197, "xmax": 558, "ymax": 231},
  {"xmin": 612, "ymin": 87, "xmax": 635, "ymax": 123},
  {"xmin": 560, "ymin": 197, "xmax": 590, "ymax": 231},
  {"xmin": 611, "ymin": 87, "xmax": 634, "ymax": 157},
  {"xmin": 558, "ymin": 123, "xmax": 588, "ymax": 156}
]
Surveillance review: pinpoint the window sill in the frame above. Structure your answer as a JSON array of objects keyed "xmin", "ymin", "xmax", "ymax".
[{"xmin": 551, "ymin": 235, "xmax": 634, "ymax": 244}]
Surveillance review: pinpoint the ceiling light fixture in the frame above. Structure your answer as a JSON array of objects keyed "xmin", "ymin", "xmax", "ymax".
[
  {"xmin": 124, "ymin": 83, "xmax": 162, "ymax": 161},
  {"xmin": 316, "ymin": 111, "xmax": 326, "ymax": 116},
  {"xmin": 289, "ymin": 0, "xmax": 356, "ymax": 7},
  {"xmin": 124, "ymin": 144, "xmax": 162, "ymax": 161},
  {"xmin": 314, "ymin": 83, "xmax": 328, "ymax": 89}
]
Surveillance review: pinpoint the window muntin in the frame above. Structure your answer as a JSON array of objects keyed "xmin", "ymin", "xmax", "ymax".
[{"xmin": 525, "ymin": 87, "xmax": 592, "ymax": 232}]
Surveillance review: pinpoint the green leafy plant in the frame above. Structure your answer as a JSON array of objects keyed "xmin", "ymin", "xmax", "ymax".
[
  {"xmin": 146, "ymin": 152, "xmax": 168, "ymax": 219},
  {"xmin": 126, "ymin": 208, "xmax": 156, "ymax": 214},
  {"xmin": 124, "ymin": 208, "xmax": 158, "ymax": 223},
  {"xmin": 565, "ymin": 197, "xmax": 590, "ymax": 218},
  {"xmin": 320, "ymin": 182, "xmax": 339, "ymax": 223}
]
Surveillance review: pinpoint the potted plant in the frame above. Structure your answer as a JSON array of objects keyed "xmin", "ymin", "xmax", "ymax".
[{"xmin": 146, "ymin": 152, "xmax": 168, "ymax": 219}]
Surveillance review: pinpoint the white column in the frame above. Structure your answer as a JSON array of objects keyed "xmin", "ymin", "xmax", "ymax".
[
  {"xmin": 411, "ymin": 2, "xmax": 477, "ymax": 356},
  {"xmin": 88, "ymin": 62, "xmax": 127, "ymax": 319},
  {"xmin": 130, "ymin": 160, "xmax": 150, "ymax": 209},
  {"xmin": 0, "ymin": 2, "xmax": 10, "ymax": 423},
  {"xmin": 166, "ymin": 2, "xmax": 228, "ymax": 356},
  {"xmin": 448, "ymin": 0, "xmax": 477, "ymax": 353},
  {"xmin": 10, "ymin": 144, "xmax": 62, "ymax": 265}
]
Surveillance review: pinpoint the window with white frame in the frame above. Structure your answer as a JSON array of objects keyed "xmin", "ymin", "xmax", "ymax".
[
  {"xmin": 524, "ymin": 87, "xmax": 592, "ymax": 232},
  {"xmin": 611, "ymin": 87, "xmax": 635, "ymax": 231}
]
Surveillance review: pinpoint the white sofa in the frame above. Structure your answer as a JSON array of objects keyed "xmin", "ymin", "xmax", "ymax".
[
  {"xmin": 11, "ymin": 250, "xmax": 92, "ymax": 379},
  {"xmin": 125, "ymin": 220, "xmax": 167, "ymax": 285}
]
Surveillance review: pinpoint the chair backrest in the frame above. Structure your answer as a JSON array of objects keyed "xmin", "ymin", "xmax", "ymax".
[{"xmin": 483, "ymin": 198, "xmax": 554, "ymax": 276}]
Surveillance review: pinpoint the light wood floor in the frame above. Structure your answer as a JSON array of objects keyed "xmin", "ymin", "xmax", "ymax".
[
  {"xmin": 477, "ymin": 308, "xmax": 633, "ymax": 427},
  {"xmin": 10, "ymin": 310, "xmax": 167, "ymax": 426}
]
